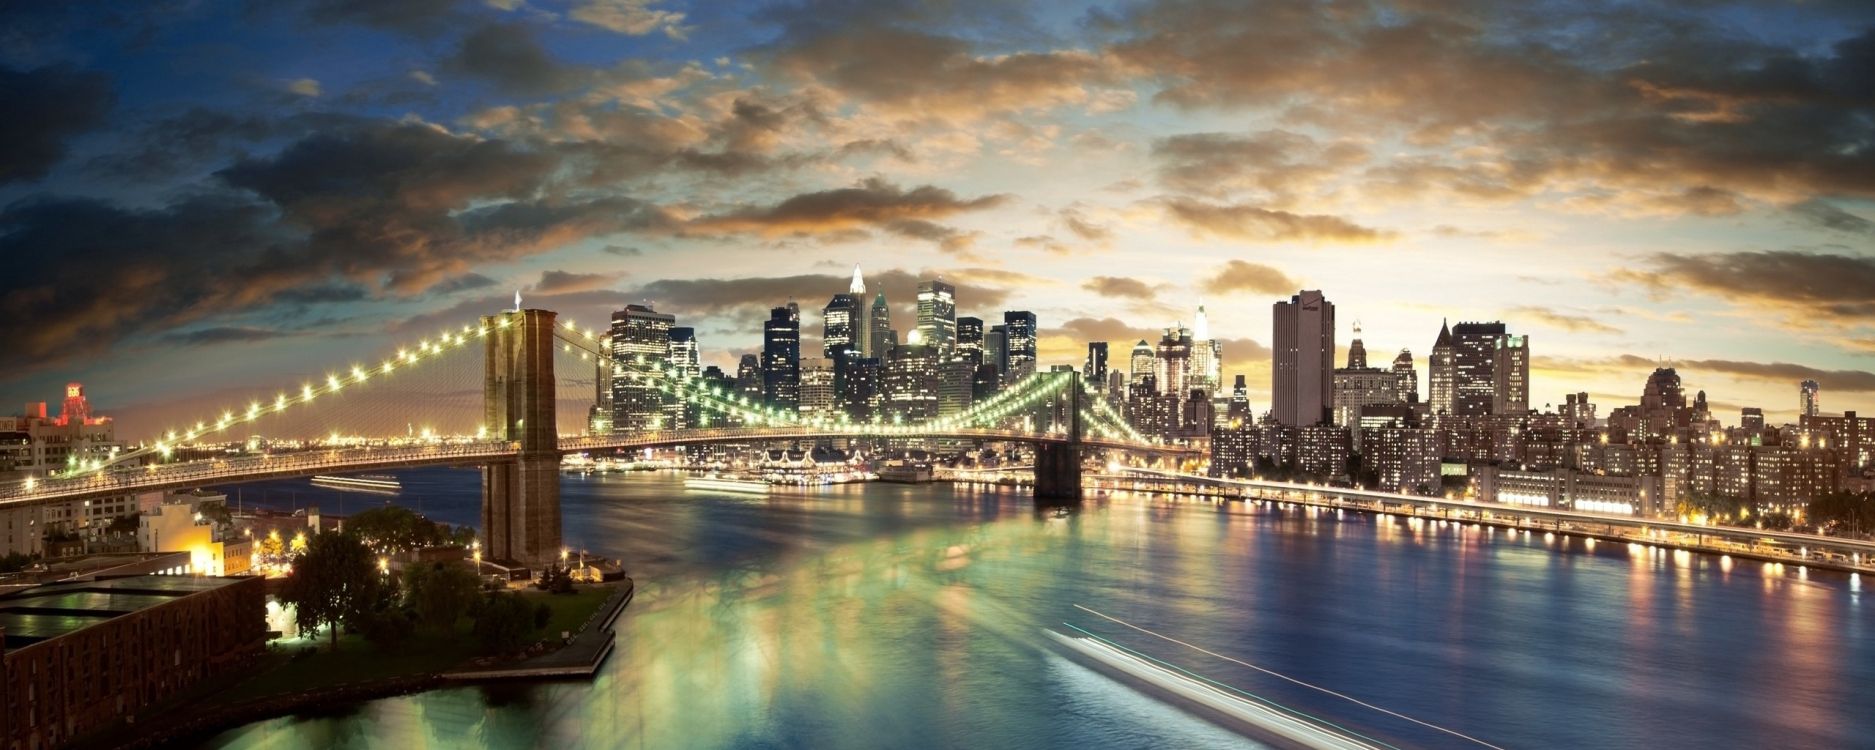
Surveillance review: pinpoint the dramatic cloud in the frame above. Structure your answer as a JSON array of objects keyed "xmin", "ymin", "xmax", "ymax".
[
  {"xmin": 1536, "ymin": 354, "xmax": 1875, "ymax": 394},
  {"xmin": 1082, "ymin": 276, "xmax": 1161, "ymax": 301},
  {"xmin": 0, "ymin": 65, "xmax": 113, "ymax": 183},
  {"xmin": 570, "ymin": 0, "xmax": 688, "ymax": 38},
  {"xmin": 1152, "ymin": 130, "xmax": 1366, "ymax": 204},
  {"xmin": 532, "ymin": 269, "xmax": 625, "ymax": 295},
  {"xmin": 684, "ymin": 178, "xmax": 1009, "ymax": 247},
  {"xmin": 1615, "ymin": 250, "xmax": 1875, "ymax": 323},
  {"xmin": 1162, "ymin": 198, "xmax": 1394, "ymax": 243},
  {"xmin": 1790, "ymin": 200, "xmax": 1875, "ymax": 235},
  {"xmin": 1505, "ymin": 306, "xmax": 1622, "ymax": 335},
  {"xmin": 160, "ymin": 327, "xmax": 305, "ymax": 346},
  {"xmin": 446, "ymin": 23, "xmax": 588, "ymax": 95},
  {"xmin": 1199, "ymin": 260, "xmax": 1300, "ymax": 296}
]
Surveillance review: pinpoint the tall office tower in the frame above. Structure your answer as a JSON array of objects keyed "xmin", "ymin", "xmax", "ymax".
[
  {"xmin": 1429, "ymin": 321, "xmax": 1456, "ymax": 416},
  {"xmin": 1391, "ymin": 349, "xmax": 1418, "ymax": 404},
  {"xmin": 1563, "ymin": 392, "xmax": 1597, "ymax": 426},
  {"xmin": 667, "ymin": 327, "xmax": 701, "ymax": 429},
  {"xmin": 1641, "ymin": 367, "xmax": 1686, "ymax": 412},
  {"xmin": 1003, "ymin": 311, "xmax": 1037, "ymax": 382},
  {"xmin": 1107, "ymin": 370, "xmax": 1126, "ymax": 401},
  {"xmin": 609, "ymin": 303, "xmax": 675, "ymax": 431},
  {"xmin": 1331, "ymin": 324, "xmax": 1397, "ymax": 428},
  {"xmin": 762, "ymin": 306, "xmax": 801, "ymax": 410},
  {"xmin": 972, "ymin": 363, "xmax": 1001, "ymax": 403},
  {"xmin": 840, "ymin": 357, "xmax": 881, "ymax": 422},
  {"xmin": 1227, "ymin": 375, "xmax": 1251, "ymax": 424},
  {"xmin": 868, "ymin": 292, "xmax": 893, "ymax": 359},
  {"xmin": 822, "ymin": 290, "xmax": 860, "ymax": 361},
  {"xmin": 849, "ymin": 265, "xmax": 872, "ymax": 357},
  {"xmin": 1156, "ymin": 325, "xmax": 1193, "ymax": 397},
  {"xmin": 937, "ymin": 359, "xmax": 976, "ymax": 416},
  {"xmin": 986, "ymin": 325, "xmax": 1008, "ymax": 376},
  {"xmin": 916, "ymin": 279, "xmax": 957, "ymax": 356},
  {"xmin": 1801, "ymin": 379, "xmax": 1820, "ymax": 417},
  {"xmin": 1451, "ymin": 321, "xmax": 1506, "ymax": 417},
  {"xmin": 882, "ymin": 344, "xmax": 939, "ymax": 422},
  {"xmin": 1190, "ymin": 303, "xmax": 1222, "ymax": 395},
  {"xmin": 798, "ymin": 358, "xmax": 835, "ymax": 417},
  {"xmin": 1492, "ymin": 333, "xmax": 1530, "ymax": 415},
  {"xmin": 1130, "ymin": 340, "xmax": 1155, "ymax": 381},
  {"xmin": 735, "ymin": 354, "xmax": 764, "ymax": 403},
  {"xmin": 955, "ymin": 316, "xmax": 984, "ymax": 367},
  {"xmin": 1272, "ymin": 290, "xmax": 1335, "ymax": 426},
  {"xmin": 1085, "ymin": 342, "xmax": 1109, "ymax": 386}
]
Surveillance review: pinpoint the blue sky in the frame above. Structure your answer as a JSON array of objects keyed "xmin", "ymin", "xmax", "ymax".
[{"xmin": 2, "ymin": 0, "xmax": 1873, "ymax": 435}]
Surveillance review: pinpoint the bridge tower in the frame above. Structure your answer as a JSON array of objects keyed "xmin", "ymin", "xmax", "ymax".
[
  {"xmin": 1034, "ymin": 372, "xmax": 1083, "ymax": 503},
  {"xmin": 481, "ymin": 308, "xmax": 562, "ymax": 567}
]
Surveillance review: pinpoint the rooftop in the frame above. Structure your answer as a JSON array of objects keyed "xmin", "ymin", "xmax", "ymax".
[{"xmin": 0, "ymin": 575, "xmax": 246, "ymax": 648}]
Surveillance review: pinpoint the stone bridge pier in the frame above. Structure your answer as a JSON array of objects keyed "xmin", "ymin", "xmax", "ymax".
[
  {"xmin": 1033, "ymin": 374, "xmax": 1083, "ymax": 504},
  {"xmin": 481, "ymin": 308, "xmax": 562, "ymax": 568}
]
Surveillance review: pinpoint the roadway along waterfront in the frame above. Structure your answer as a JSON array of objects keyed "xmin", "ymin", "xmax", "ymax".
[{"xmin": 206, "ymin": 469, "xmax": 1872, "ymax": 749}]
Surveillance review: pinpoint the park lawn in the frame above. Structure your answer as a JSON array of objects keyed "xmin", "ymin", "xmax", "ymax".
[
  {"xmin": 217, "ymin": 628, "xmax": 477, "ymax": 703},
  {"xmin": 525, "ymin": 583, "xmax": 619, "ymax": 639}
]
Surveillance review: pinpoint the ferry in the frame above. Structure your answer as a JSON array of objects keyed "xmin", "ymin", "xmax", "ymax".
[
  {"xmin": 683, "ymin": 475, "xmax": 771, "ymax": 494},
  {"xmin": 310, "ymin": 474, "xmax": 402, "ymax": 495}
]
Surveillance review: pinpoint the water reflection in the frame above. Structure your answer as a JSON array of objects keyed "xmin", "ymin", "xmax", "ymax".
[{"xmin": 208, "ymin": 472, "xmax": 1872, "ymax": 749}]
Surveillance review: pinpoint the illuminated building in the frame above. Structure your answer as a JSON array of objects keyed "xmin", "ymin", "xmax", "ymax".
[
  {"xmin": 1084, "ymin": 342, "xmax": 1109, "ymax": 386},
  {"xmin": 762, "ymin": 304, "xmax": 801, "ymax": 410},
  {"xmin": 868, "ymin": 292, "xmax": 894, "ymax": 359},
  {"xmin": 821, "ymin": 289, "xmax": 860, "ymax": 361},
  {"xmin": 955, "ymin": 316, "xmax": 984, "ymax": 367},
  {"xmin": 1272, "ymin": 290, "xmax": 1335, "ymax": 426},
  {"xmin": 1428, "ymin": 320, "xmax": 1456, "ymax": 416},
  {"xmin": 609, "ymin": 303, "xmax": 675, "ymax": 431},
  {"xmin": 1190, "ymin": 304, "xmax": 1222, "ymax": 395},
  {"xmin": 1450, "ymin": 321, "xmax": 1506, "ymax": 417},
  {"xmin": 1227, "ymin": 375, "xmax": 1251, "ymax": 424},
  {"xmin": 798, "ymin": 358, "xmax": 836, "ymax": 418},
  {"xmin": 1296, "ymin": 425, "xmax": 1351, "ymax": 478},
  {"xmin": 667, "ymin": 327, "xmax": 701, "ymax": 429},
  {"xmin": 1002, "ymin": 311, "xmax": 1037, "ymax": 383},
  {"xmin": 882, "ymin": 344, "xmax": 939, "ymax": 423},
  {"xmin": 915, "ymin": 279, "xmax": 957, "ymax": 356},
  {"xmin": 1493, "ymin": 333, "xmax": 1530, "ymax": 415},
  {"xmin": 1129, "ymin": 339, "xmax": 1154, "ymax": 384},
  {"xmin": 1800, "ymin": 379, "xmax": 1820, "ymax": 418},
  {"xmin": 1155, "ymin": 324, "xmax": 1192, "ymax": 398},
  {"xmin": 1391, "ymin": 349, "xmax": 1418, "ymax": 404}
]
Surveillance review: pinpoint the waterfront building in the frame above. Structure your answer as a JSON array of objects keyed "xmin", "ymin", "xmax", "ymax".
[
  {"xmin": 763, "ymin": 305, "xmax": 801, "ymax": 411},
  {"xmin": 915, "ymin": 279, "xmax": 957, "ymax": 356},
  {"xmin": 1366, "ymin": 425, "xmax": 1440, "ymax": 494},
  {"xmin": 1297, "ymin": 425, "xmax": 1351, "ymax": 478},
  {"xmin": 0, "ymin": 575, "xmax": 266, "ymax": 749},
  {"xmin": 1272, "ymin": 290, "xmax": 1335, "ymax": 426},
  {"xmin": 609, "ymin": 304, "xmax": 675, "ymax": 431}
]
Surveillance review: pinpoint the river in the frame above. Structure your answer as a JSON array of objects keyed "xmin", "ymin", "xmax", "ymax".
[{"xmin": 203, "ymin": 468, "xmax": 1872, "ymax": 749}]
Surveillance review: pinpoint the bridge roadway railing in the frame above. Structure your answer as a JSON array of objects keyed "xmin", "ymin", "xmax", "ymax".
[
  {"xmin": 559, "ymin": 426, "xmax": 1198, "ymax": 456},
  {"xmin": 0, "ymin": 440, "xmax": 519, "ymax": 507},
  {"xmin": 1097, "ymin": 469, "xmax": 1875, "ymax": 572}
]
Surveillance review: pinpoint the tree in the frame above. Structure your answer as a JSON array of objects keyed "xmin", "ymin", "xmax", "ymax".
[
  {"xmin": 197, "ymin": 500, "xmax": 233, "ymax": 528},
  {"xmin": 403, "ymin": 561, "xmax": 483, "ymax": 632},
  {"xmin": 107, "ymin": 512, "xmax": 141, "ymax": 537},
  {"xmin": 536, "ymin": 562, "xmax": 574, "ymax": 594},
  {"xmin": 474, "ymin": 593, "xmax": 540, "ymax": 654},
  {"xmin": 281, "ymin": 531, "xmax": 386, "ymax": 651},
  {"xmin": 346, "ymin": 506, "xmax": 445, "ymax": 552},
  {"xmin": 1809, "ymin": 491, "xmax": 1875, "ymax": 537}
]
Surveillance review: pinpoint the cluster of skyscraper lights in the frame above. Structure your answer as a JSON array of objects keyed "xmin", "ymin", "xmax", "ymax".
[{"xmin": 559, "ymin": 324, "xmax": 1106, "ymax": 436}]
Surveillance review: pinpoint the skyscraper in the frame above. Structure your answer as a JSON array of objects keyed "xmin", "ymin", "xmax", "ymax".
[
  {"xmin": 956, "ymin": 316, "xmax": 984, "ymax": 367},
  {"xmin": 609, "ymin": 303, "xmax": 675, "ymax": 431},
  {"xmin": 840, "ymin": 357, "xmax": 880, "ymax": 422},
  {"xmin": 1191, "ymin": 303, "xmax": 1222, "ymax": 395},
  {"xmin": 1085, "ymin": 342, "xmax": 1109, "ymax": 386},
  {"xmin": 1272, "ymin": 290, "xmax": 1335, "ymax": 426},
  {"xmin": 1227, "ymin": 375, "xmax": 1250, "ymax": 424},
  {"xmin": 868, "ymin": 292, "xmax": 893, "ymax": 359},
  {"xmin": 762, "ymin": 305, "xmax": 800, "ymax": 410},
  {"xmin": 1391, "ymin": 349, "xmax": 1418, "ymax": 404},
  {"xmin": 735, "ymin": 354, "xmax": 764, "ymax": 404},
  {"xmin": 799, "ymin": 358, "xmax": 835, "ymax": 417},
  {"xmin": 1155, "ymin": 324, "xmax": 1192, "ymax": 397},
  {"xmin": 1493, "ymin": 333, "xmax": 1530, "ymax": 415},
  {"xmin": 1801, "ymin": 379, "xmax": 1820, "ymax": 417},
  {"xmin": 1130, "ymin": 340, "xmax": 1154, "ymax": 382},
  {"xmin": 1003, "ymin": 311, "xmax": 1037, "ymax": 382},
  {"xmin": 915, "ymin": 278, "xmax": 957, "ymax": 355},
  {"xmin": 882, "ymin": 344, "xmax": 938, "ymax": 423},
  {"xmin": 1347, "ymin": 324, "xmax": 1368, "ymax": 369},
  {"xmin": 1451, "ymin": 321, "xmax": 1506, "ymax": 417},
  {"xmin": 821, "ymin": 290, "xmax": 860, "ymax": 361},
  {"xmin": 986, "ymin": 325, "xmax": 1007, "ymax": 377},
  {"xmin": 667, "ymin": 326, "xmax": 701, "ymax": 428},
  {"xmin": 849, "ymin": 265, "xmax": 872, "ymax": 358},
  {"xmin": 1332, "ymin": 324, "xmax": 1397, "ymax": 428},
  {"xmin": 1429, "ymin": 321, "xmax": 1455, "ymax": 416}
]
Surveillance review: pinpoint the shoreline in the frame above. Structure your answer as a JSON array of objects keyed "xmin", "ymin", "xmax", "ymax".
[{"xmin": 81, "ymin": 579, "xmax": 635, "ymax": 750}]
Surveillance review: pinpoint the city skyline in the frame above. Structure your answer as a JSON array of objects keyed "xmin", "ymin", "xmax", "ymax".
[{"xmin": 4, "ymin": 1, "xmax": 1874, "ymax": 431}]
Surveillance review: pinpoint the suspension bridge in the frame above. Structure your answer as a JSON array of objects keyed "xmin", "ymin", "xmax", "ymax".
[{"xmin": 4, "ymin": 308, "xmax": 1190, "ymax": 566}]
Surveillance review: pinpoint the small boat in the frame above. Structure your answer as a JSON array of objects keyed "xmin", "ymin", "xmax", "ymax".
[
  {"xmin": 877, "ymin": 462, "xmax": 933, "ymax": 484},
  {"xmin": 311, "ymin": 474, "xmax": 401, "ymax": 495},
  {"xmin": 683, "ymin": 475, "xmax": 771, "ymax": 494}
]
